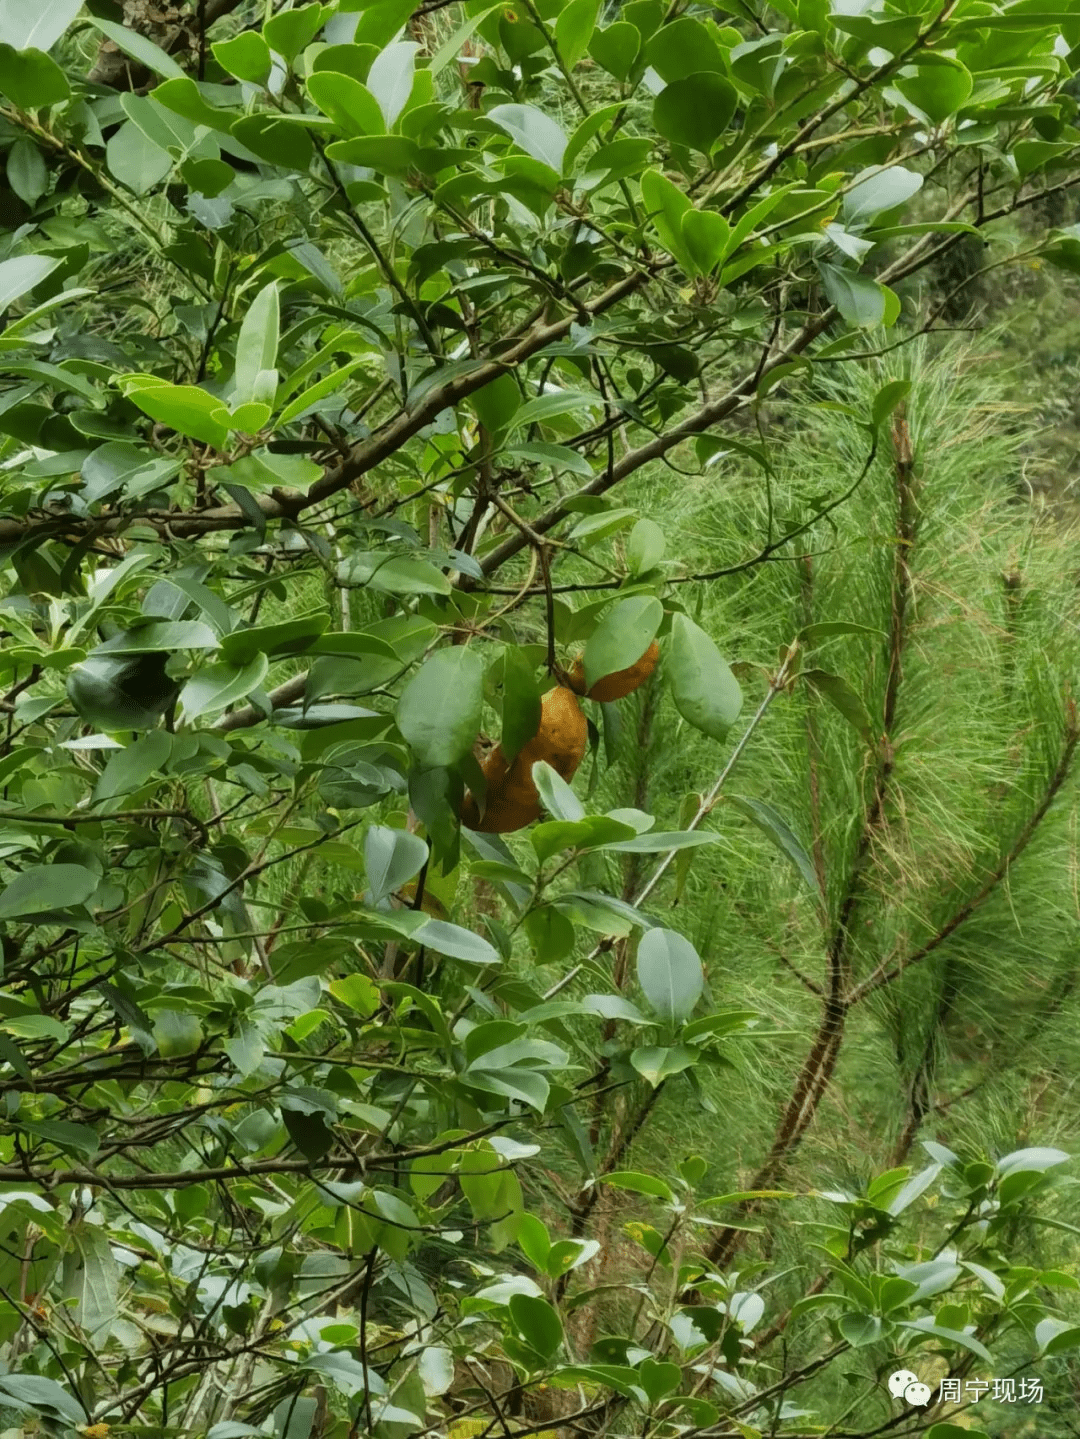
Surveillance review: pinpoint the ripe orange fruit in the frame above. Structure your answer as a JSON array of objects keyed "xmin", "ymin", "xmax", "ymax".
[{"xmin": 461, "ymin": 685, "xmax": 587, "ymax": 833}]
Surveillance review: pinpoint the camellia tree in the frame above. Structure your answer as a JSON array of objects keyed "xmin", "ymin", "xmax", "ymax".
[{"xmin": 3, "ymin": 0, "xmax": 1080, "ymax": 1437}]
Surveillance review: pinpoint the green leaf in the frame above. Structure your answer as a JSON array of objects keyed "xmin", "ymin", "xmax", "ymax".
[
  {"xmin": 668, "ymin": 613, "xmax": 742, "ymax": 741},
  {"xmin": 636, "ymin": 1359, "xmax": 681, "ymax": 1403},
  {"xmin": 820, "ymin": 264, "xmax": 889, "ymax": 329},
  {"xmin": 307, "ymin": 70, "xmax": 385, "ymax": 136},
  {"xmin": 532, "ymin": 759, "xmax": 585, "ymax": 823},
  {"xmin": 106, "ymin": 121, "xmax": 171, "ymax": 195},
  {"xmin": 641, "ymin": 167, "xmax": 694, "ymax": 269},
  {"xmin": 871, "ymin": 378, "xmax": 910, "ymax": 428},
  {"xmin": 264, "ymin": 2, "xmax": 327, "ymax": 62},
  {"xmin": 627, "ymin": 518, "xmax": 665, "ymax": 576},
  {"xmin": 213, "ymin": 31, "xmax": 273, "ymax": 83},
  {"xmin": 397, "ymin": 647, "xmax": 484, "ymax": 767},
  {"xmin": 416, "ymin": 918, "xmax": 500, "ymax": 965},
  {"xmin": 324, "ymin": 134, "xmax": 417, "ymax": 174},
  {"xmin": 803, "ymin": 668, "xmax": 875, "ymax": 744},
  {"xmin": 501, "ymin": 648, "xmax": 541, "ymax": 763},
  {"xmin": 365, "ymin": 824, "xmax": 428, "ymax": 905},
  {"xmin": 0, "ymin": 0, "xmax": 81, "ymax": 50},
  {"xmin": 0, "ymin": 1013, "xmax": 68, "ymax": 1042},
  {"xmin": 472, "ymin": 372, "xmax": 521, "ymax": 433},
  {"xmin": 329, "ymin": 973, "xmax": 380, "ymax": 1016},
  {"xmin": 925, "ymin": 1429, "xmax": 989, "ymax": 1439},
  {"xmin": 509, "ymin": 1293, "xmax": 563, "ymax": 1360},
  {"xmin": 725, "ymin": 795, "xmax": 819, "ymax": 892},
  {"xmin": 121, "ymin": 378, "xmax": 228, "ymax": 447},
  {"xmin": 996, "ymin": 1145, "xmax": 1071, "ymax": 1175},
  {"xmin": 282, "ymin": 1106, "xmax": 334, "ymax": 1162},
  {"xmin": 601, "ymin": 1170, "xmax": 674, "ymax": 1200},
  {"xmin": 842, "ymin": 166, "xmax": 923, "ymax": 226},
  {"xmin": 556, "ymin": 0, "xmax": 601, "ymax": 67},
  {"xmin": 894, "ymin": 59, "xmax": 973, "ymax": 124},
  {"xmin": 532, "ymin": 816, "xmax": 637, "ymax": 864},
  {"xmin": 630, "ymin": 1044, "xmax": 700, "ymax": 1085},
  {"xmin": 220, "ymin": 613, "xmax": 329, "ymax": 664},
  {"xmin": 96, "ymin": 621, "xmax": 219, "ymax": 654},
  {"xmin": 838, "ymin": 1313, "xmax": 882, "ymax": 1347},
  {"xmin": 646, "ymin": 18, "xmax": 725, "ymax": 80},
  {"xmin": 7, "ymin": 139, "xmax": 47, "ymax": 206},
  {"xmin": 488, "ymin": 103, "xmax": 567, "ymax": 171},
  {"xmin": 338, "ymin": 551, "xmax": 451, "ymax": 595},
  {"xmin": 1036, "ymin": 1316, "xmax": 1080, "ymax": 1355},
  {"xmin": 21, "ymin": 1119, "xmax": 98, "ymax": 1156},
  {"xmin": 232, "ymin": 115, "xmax": 314, "ymax": 171},
  {"xmin": 153, "ymin": 1009, "xmax": 204, "ymax": 1058},
  {"xmin": 367, "ymin": 40, "xmax": 417, "ymax": 127},
  {"xmin": 636, "ymin": 926, "xmax": 703, "ymax": 1023},
  {"xmin": 0, "ymin": 1374, "xmax": 85, "ymax": 1425},
  {"xmin": 0, "ymin": 254, "xmax": 59, "ymax": 313},
  {"xmin": 153, "ymin": 77, "xmax": 235, "ymax": 132},
  {"xmin": 89, "ymin": 18, "xmax": 186, "ymax": 79},
  {"xmin": 681, "ymin": 209, "xmax": 730, "ymax": 276},
  {"xmin": 583, "ymin": 595, "xmax": 662, "ymax": 693},
  {"xmin": 600, "ymin": 829, "xmax": 717, "ymax": 853},
  {"xmin": 179, "ymin": 656, "xmax": 269, "ymax": 721},
  {"xmin": 524, "ymin": 906, "xmax": 576, "ymax": 963},
  {"xmin": 64, "ymin": 1222, "xmax": 120, "ymax": 1339},
  {"xmin": 653, "ymin": 73, "xmax": 736, "ymax": 157},
  {"xmin": 430, "ymin": 4, "xmax": 500, "ymax": 74},
  {"xmin": 93, "ymin": 729, "xmax": 172, "ymax": 802},
  {"xmin": 510, "ymin": 388, "xmax": 599, "ymax": 431},
  {"xmin": 0, "ymin": 43, "xmax": 69, "ymax": 108},
  {"xmin": 233, "ymin": 281, "xmax": 279, "ymax": 408},
  {"xmin": 589, "ymin": 23, "xmax": 640, "ymax": 81},
  {"xmin": 896, "ymin": 1318, "xmax": 992, "ymax": 1362},
  {"xmin": 0, "ymin": 864, "xmax": 97, "ymax": 918}
]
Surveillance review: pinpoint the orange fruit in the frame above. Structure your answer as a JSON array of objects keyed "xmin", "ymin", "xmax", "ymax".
[{"xmin": 461, "ymin": 686, "xmax": 587, "ymax": 833}]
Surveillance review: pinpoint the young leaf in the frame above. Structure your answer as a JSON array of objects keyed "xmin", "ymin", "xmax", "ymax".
[{"xmin": 233, "ymin": 282, "xmax": 280, "ymax": 409}]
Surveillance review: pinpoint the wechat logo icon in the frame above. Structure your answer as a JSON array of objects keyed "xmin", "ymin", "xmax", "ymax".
[{"xmin": 888, "ymin": 1370, "xmax": 932, "ymax": 1407}]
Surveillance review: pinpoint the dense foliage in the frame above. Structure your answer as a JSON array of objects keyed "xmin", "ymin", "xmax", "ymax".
[{"xmin": 3, "ymin": 0, "xmax": 1080, "ymax": 1437}]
